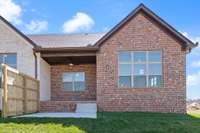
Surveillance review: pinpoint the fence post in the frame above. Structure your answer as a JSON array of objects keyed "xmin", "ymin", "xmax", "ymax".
[
  {"xmin": 37, "ymin": 81, "xmax": 40, "ymax": 112},
  {"xmin": 2, "ymin": 65, "xmax": 8, "ymax": 118},
  {"xmin": 23, "ymin": 77, "xmax": 27, "ymax": 114}
]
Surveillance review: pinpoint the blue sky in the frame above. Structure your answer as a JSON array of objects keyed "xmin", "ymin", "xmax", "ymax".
[{"xmin": 0, "ymin": 0, "xmax": 200, "ymax": 99}]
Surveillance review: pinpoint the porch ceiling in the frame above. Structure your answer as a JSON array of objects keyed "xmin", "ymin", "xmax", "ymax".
[
  {"xmin": 43, "ymin": 56, "xmax": 96, "ymax": 65},
  {"xmin": 37, "ymin": 47, "xmax": 97, "ymax": 65}
]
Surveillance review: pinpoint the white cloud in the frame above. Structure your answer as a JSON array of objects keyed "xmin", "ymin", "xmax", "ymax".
[
  {"xmin": 180, "ymin": 31, "xmax": 200, "ymax": 43},
  {"xmin": 191, "ymin": 61, "xmax": 200, "ymax": 67},
  {"xmin": 180, "ymin": 31, "xmax": 200, "ymax": 55},
  {"xmin": 62, "ymin": 12, "xmax": 94, "ymax": 33},
  {"xmin": 0, "ymin": 0, "xmax": 22, "ymax": 24},
  {"xmin": 25, "ymin": 20, "xmax": 48, "ymax": 33},
  {"xmin": 191, "ymin": 36, "xmax": 200, "ymax": 44},
  {"xmin": 190, "ymin": 37, "xmax": 200, "ymax": 56},
  {"xmin": 102, "ymin": 26, "xmax": 110, "ymax": 32},
  {"xmin": 187, "ymin": 71, "xmax": 200, "ymax": 87},
  {"xmin": 181, "ymin": 31, "xmax": 188, "ymax": 37},
  {"xmin": 31, "ymin": 8, "xmax": 37, "ymax": 13}
]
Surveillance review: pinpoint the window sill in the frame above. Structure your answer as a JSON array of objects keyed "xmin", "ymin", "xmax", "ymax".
[
  {"xmin": 117, "ymin": 87, "xmax": 162, "ymax": 89},
  {"xmin": 62, "ymin": 90, "xmax": 86, "ymax": 92}
]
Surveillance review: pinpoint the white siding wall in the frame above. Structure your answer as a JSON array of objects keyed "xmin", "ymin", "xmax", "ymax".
[
  {"xmin": 0, "ymin": 19, "xmax": 51, "ymax": 105},
  {"xmin": 0, "ymin": 20, "xmax": 35, "ymax": 78},
  {"xmin": 38, "ymin": 54, "xmax": 51, "ymax": 101},
  {"xmin": 0, "ymin": 19, "xmax": 37, "ymax": 110}
]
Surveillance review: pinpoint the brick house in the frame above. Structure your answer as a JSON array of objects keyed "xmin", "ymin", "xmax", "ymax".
[{"xmin": 0, "ymin": 4, "xmax": 197, "ymax": 113}]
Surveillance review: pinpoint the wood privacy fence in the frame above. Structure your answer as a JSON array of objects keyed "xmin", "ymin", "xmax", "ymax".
[{"xmin": 1, "ymin": 64, "xmax": 40, "ymax": 117}]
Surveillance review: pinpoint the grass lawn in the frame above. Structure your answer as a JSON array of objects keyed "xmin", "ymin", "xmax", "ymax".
[{"xmin": 0, "ymin": 112, "xmax": 200, "ymax": 133}]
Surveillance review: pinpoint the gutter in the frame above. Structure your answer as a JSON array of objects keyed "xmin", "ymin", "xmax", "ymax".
[
  {"xmin": 187, "ymin": 42, "xmax": 199, "ymax": 54},
  {"xmin": 188, "ymin": 42, "xmax": 199, "ymax": 53},
  {"xmin": 34, "ymin": 46, "xmax": 99, "ymax": 52}
]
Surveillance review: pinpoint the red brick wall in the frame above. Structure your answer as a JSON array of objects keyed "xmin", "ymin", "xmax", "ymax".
[
  {"xmin": 51, "ymin": 64, "xmax": 96, "ymax": 101},
  {"xmin": 96, "ymin": 12, "xmax": 186, "ymax": 113},
  {"xmin": 40, "ymin": 101, "xmax": 76, "ymax": 112}
]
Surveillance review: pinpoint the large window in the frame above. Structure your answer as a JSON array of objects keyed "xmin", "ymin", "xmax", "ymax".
[
  {"xmin": 118, "ymin": 51, "xmax": 162, "ymax": 88},
  {"xmin": 0, "ymin": 53, "xmax": 17, "ymax": 68},
  {"xmin": 62, "ymin": 72, "xmax": 85, "ymax": 91}
]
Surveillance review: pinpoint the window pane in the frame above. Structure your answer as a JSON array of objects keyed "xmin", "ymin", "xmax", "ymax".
[
  {"xmin": 63, "ymin": 82, "xmax": 73, "ymax": 91},
  {"xmin": 148, "ymin": 75, "xmax": 162, "ymax": 87},
  {"xmin": 118, "ymin": 52, "xmax": 131, "ymax": 62},
  {"xmin": 119, "ymin": 64, "xmax": 131, "ymax": 76},
  {"xmin": 74, "ymin": 81, "xmax": 85, "ymax": 91},
  {"xmin": 134, "ymin": 76, "xmax": 146, "ymax": 87},
  {"xmin": 119, "ymin": 76, "xmax": 131, "ymax": 88},
  {"xmin": 149, "ymin": 51, "xmax": 161, "ymax": 62},
  {"xmin": 134, "ymin": 52, "xmax": 146, "ymax": 62},
  {"xmin": 63, "ymin": 73, "xmax": 73, "ymax": 82},
  {"xmin": 74, "ymin": 72, "xmax": 85, "ymax": 81},
  {"xmin": 9, "ymin": 64, "xmax": 16, "ymax": 68},
  {"xmin": 149, "ymin": 64, "xmax": 162, "ymax": 75},
  {"xmin": 0, "ymin": 54, "xmax": 17, "ymax": 68},
  {"xmin": 134, "ymin": 64, "xmax": 146, "ymax": 75},
  {"xmin": 5, "ymin": 54, "xmax": 16, "ymax": 65}
]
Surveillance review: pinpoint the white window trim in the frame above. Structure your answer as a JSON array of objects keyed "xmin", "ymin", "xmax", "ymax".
[
  {"xmin": 62, "ymin": 72, "xmax": 85, "ymax": 91},
  {"xmin": 118, "ymin": 51, "xmax": 162, "ymax": 88}
]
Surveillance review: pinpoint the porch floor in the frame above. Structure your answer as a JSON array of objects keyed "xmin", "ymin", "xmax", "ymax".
[{"xmin": 15, "ymin": 112, "xmax": 97, "ymax": 119}]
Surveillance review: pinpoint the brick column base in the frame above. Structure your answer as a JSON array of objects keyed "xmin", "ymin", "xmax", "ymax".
[{"xmin": 40, "ymin": 101, "xmax": 76, "ymax": 112}]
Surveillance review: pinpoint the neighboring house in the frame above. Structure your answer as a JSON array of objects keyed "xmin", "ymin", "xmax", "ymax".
[{"xmin": 0, "ymin": 4, "xmax": 197, "ymax": 113}]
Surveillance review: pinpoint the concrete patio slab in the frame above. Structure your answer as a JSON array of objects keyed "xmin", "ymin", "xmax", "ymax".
[{"xmin": 15, "ymin": 112, "xmax": 97, "ymax": 119}]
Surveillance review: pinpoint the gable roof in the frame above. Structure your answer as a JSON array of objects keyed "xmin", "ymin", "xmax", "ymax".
[
  {"xmin": 0, "ymin": 15, "xmax": 38, "ymax": 48},
  {"xmin": 0, "ymin": 4, "xmax": 197, "ymax": 52},
  {"xmin": 94, "ymin": 4, "xmax": 198, "ymax": 49},
  {"xmin": 28, "ymin": 33, "xmax": 105, "ymax": 48}
]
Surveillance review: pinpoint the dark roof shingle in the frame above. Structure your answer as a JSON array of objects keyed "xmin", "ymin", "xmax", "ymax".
[{"xmin": 28, "ymin": 33, "xmax": 106, "ymax": 48}]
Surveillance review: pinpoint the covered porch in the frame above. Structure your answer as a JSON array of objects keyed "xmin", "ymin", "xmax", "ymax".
[{"xmin": 35, "ymin": 47, "xmax": 97, "ymax": 113}]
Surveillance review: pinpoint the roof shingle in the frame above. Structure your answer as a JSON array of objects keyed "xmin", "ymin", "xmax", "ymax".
[{"xmin": 28, "ymin": 33, "xmax": 106, "ymax": 48}]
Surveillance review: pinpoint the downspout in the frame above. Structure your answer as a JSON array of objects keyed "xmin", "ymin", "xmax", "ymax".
[{"xmin": 33, "ymin": 51, "xmax": 38, "ymax": 79}]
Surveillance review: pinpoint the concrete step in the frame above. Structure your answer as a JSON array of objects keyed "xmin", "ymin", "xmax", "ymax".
[{"xmin": 75, "ymin": 103, "xmax": 97, "ymax": 113}]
